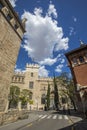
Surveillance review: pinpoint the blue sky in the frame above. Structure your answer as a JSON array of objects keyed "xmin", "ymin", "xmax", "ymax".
[{"xmin": 9, "ymin": 0, "xmax": 87, "ymax": 77}]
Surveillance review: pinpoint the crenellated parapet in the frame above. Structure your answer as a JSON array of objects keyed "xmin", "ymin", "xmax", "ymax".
[
  {"xmin": 26, "ymin": 63, "xmax": 40, "ymax": 69},
  {"xmin": 12, "ymin": 72, "xmax": 25, "ymax": 84},
  {"xmin": 38, "ymin": 77, "xmax": 53, "ymax": 82}
]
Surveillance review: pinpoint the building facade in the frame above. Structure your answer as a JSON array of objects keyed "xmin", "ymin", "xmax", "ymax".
[
  {"xmin": 0, "ymin": 0, "xmax": 25, "ymax": 112},
  {"xmin": 65, "ymin": 42, "xmax": 87, "ymax": 111},
  {"xmin": 11, "ymin": 64, "xmax": 69, "ymax": 110}
]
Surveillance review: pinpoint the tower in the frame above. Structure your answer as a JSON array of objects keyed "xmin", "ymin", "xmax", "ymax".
[
  {"xmin": 65, "ymin": 42, "xmax": 87, "ymax": 111},
  {"xmin": 0, "ymin": 0, "xmax": 25, "ymax": 112}
]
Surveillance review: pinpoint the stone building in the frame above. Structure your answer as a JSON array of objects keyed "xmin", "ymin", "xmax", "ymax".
[
  {"xmin": 0, "ymin": 0, "xmax": 25, "ymax": 112},
  {"xmin": 65, "ymin": 42, "xmax": 87, "ymax": 111},
  {"xmin": 11, "ymin": 63, "xmax": 70, "ymax": 110}
]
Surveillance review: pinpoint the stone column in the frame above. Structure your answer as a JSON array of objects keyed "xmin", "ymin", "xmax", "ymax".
[
  {"xmin": 27, "ymin": 102, "xmax": 30, "ymax": 110},
  {"xmin": 5, "ymin": 100, "xmax": 9, "ymax": 113},
  {"xmin": 18, "ymin": 101, "xmax": 21, "ymax": 111}
]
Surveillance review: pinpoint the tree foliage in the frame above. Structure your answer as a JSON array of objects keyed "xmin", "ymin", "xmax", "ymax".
[
  {"xmin": 46, "ymin": 83, "xmax": 50, "ymax": 109},
  {"xmin": 9, "ymin": 85, "xmax": 20, "ymax": 108},
  {"xmin": 20, "ymin": 89, "xmax": 31, "ymax": 106},
  {"xmin": 58, "ymin": 72, "xmax": 77, "ymax": 110},
  {"xmin": 53, "ymin": 75, "xmax": 59, "ymax": 110}
]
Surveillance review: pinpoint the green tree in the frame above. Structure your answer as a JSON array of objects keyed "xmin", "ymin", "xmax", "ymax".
[
  {"xmin": 20, "ymin": 89, "xmax": 31, "ymax": 106},
  {"xmin": 53, "ymin": 75, "xmax": 59, "ymax": 110},
  {"xmin": 9, "ymin": 86, "xmax": 20, "ymax": 108},
  {"xmin": 46, "ymin": 83, "xmax": 50, "ymax": 109},
  {"xmin": 59, "ymin": 72, "xmax": 77, "ymax": 111}
]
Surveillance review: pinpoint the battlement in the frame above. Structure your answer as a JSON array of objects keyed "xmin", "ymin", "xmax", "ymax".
[
  {"xmin": 38, "ymin": 77, "xmax": 53, "ymax": 82},
  {"xmin": 26, "ymin": 63, "xmax": 40, "ymax": 69},
  {"xmin": 14, "ymin": 71, "xmax": 25, "ymax": 76}
]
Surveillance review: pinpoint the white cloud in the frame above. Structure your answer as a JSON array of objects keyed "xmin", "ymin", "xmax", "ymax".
[
  {"xmin": 55, "ymin": 64, "xmax": 63, "ymax": 73},
  {"xmin": 47, "ymin": 3, "xmax": 57, "ymax": 18},
  {"xmin": 39, "ymin": 57, "xmax": 58, "ymax": 66},
  {"xmin": 22, "ymin": 3, "xmax": 69, "ymax": 63},
  {"xmin": 39, "ymin": 66, "xmax": 49, "ymax": 77},
  {"xmin": 69, "ymin": 27, "xmax": 76, "ymax": 36},
  {"xmin": 73, "ymin": 16, "xmax": 77, "ymax": 22},
  {"xmin": 9, "ymin": 0, "xmax": 17, "ymax": 7},
  {"xmin": 60, "ymin": 59, "xmax": 65, "ymax": 64}
]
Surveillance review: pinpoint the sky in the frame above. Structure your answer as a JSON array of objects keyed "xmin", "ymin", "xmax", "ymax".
[{"xmin": 9, "ymin": 0, "xmax": 87, "ymax": 77}]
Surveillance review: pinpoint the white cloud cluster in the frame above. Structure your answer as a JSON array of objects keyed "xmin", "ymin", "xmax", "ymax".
[
  {"xmin": 9, "ymin": 0, "xmax": 17, "ymax": 7},
  {"xmin": 47, "ymin": 3, "xmax": 57, "ymax": 18},
  {"xmin": 22, "ymin": 3, "xmax": 69, "ymax": 63},
  {"xmin": 39, "ymin": 66, "xmax": 49, "ymax": 77},
  {"xmin": 55, "ymin": 64, "xmax": 63, "ymax": 73},
  {"xmin": 39, "ymin": 57, "xmax": 58, "ymax": 66},
  {"xmin": 69, "ymin": 27, "xmax": 76, "ymax": 36}
]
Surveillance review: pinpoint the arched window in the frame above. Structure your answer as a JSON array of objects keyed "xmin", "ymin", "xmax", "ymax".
[
  {"xmin": 0, "ymin": 2, "xmax": 4, "ymax": 9},
  {"xmin": 79, "ymin": 56, "xmax": 84, "ymax": 63},
  {"xmin": 30, "ymin": 92, "xmax": 33, "ymax": 100},
  {"xmin": 72, "ymin": 57, "xmax": 78, "ymax": 64},
  {"xmin": 41, "ymin": 94, "xmax": 46, "ymax": 104}
]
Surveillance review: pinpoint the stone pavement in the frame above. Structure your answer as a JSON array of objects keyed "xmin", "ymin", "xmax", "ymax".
[
  {"xmin": 0, "ymin": 110, "xmax": 86, "ymax": 130},
  {"xmin": 0, "ymin": 113, "xmax": 39, "ymax": 130},
  {"xmin": 67, "ymin": 109, "xmax": 87, "ymax": 130}
]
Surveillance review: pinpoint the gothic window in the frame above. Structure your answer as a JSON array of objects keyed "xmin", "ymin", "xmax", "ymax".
[
  {"xmin": 79, "ymin": 56, "xmax": 85, "ymax": 63},
  {"xmin": 0, "ymin": 2, "xmax": 4, "ymax": 9},
  {"xmin": 41, "ymin": 94, "xmax": 46, "ymax": 104},
  {"xmin": 72, "ymin": 57, "xmax": 78, "ymax": 64},
  {"xmin": 14, "ymin": 24, "xmax": 19, "ymax": 30},
  {"xmin": 7, "ymin": 14, "xmax": 12, "ymax": 21},
  {"xmin": 29, "ymin": 81, "xmax": 34, "ymax": 89},
  {"xmin": 61, "ymin": 97, "xmax": 67, "ymax": 104},
  {"xmin": 31, "ymin": 72, "xmax": 33, "ymax": 77},
  {"xmin": 29, "ymin": 92, "xmax": 33, "ymax": 100},
  {"xmin": 43, "ymin": 86, "xmax": 46, "ymax": 90}
]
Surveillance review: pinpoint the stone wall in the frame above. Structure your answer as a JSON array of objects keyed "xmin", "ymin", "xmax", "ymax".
[
  {"xmin": 0, "ymin": 109, "xmax": 29, "ymax": 125},
  {"xmin": 0, "ymin": 0, "xmax": 25, "ymax": 112}
]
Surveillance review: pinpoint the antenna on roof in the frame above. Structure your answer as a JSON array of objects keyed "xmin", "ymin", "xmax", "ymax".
[{"xmin": 79, "ymin": 40, "xmax": 85, "ymax": 47}]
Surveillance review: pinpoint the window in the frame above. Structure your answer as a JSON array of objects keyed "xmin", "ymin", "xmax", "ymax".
[
  {"xmin": 29, "ymin": 82, "xmax": 34, "ymax": 89},
  {"xmin": 72, "ymin": 57, "xmax": 78, "ymax": 64},
  {"xmin": 29, "ymin": 92, "xmax": 33, "ymax": 100},
  {"xmin": 41, "ymin": 94, "xmax": 46, "ymax": 104},
  {"xmin": 43, "ymin": 87, "xmax": 46, "ymax": 90},
  {"xmin": 79, "ymin": 56, "xmax": 84, "ymax": 63},
  {"xmin": 14, "ymin": 24, "xmax": 19, "ymax": 30},
  {"xmin": 0, "ymin": 2, "xmax": 4, "ymax": 9},
  {"xmin": 31, "ymin": 72, "xmax": 33, "ymax": 77},
  {"xmin": 62, "ymin": 97, "xmax": 67, "ymax": 104},
  {"xmin": 7, "ymin": 14, "xmax": 12, "ymax": 21},
  {"xmin": 85, "ymin": 53, "xmax": 87, "ymax": 58}
]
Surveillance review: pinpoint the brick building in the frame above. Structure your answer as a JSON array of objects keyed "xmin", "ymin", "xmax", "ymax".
[
  {"xmin": 0, "ymin": 0, "xmax": 25, "ymax": 112},
  {"xmin": 65, "ymin": 42, "xmax": 87, "ymax": 111}
]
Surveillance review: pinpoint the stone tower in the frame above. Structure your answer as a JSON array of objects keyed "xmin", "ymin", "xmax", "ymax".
[{"xmin": 0, "ymin": 0, "xmax": 25, "ymax": 112}]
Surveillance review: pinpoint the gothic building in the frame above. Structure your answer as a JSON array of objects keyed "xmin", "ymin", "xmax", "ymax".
[
  {"xmin": 0, "ymin": 0, "xmax": 25, "ymax": 112},
  {"xmin": 65, "ymin": 42, "xmax": 87, "ymax": 111},
  {"xmin": 11, "ymin": 64, "xmax": 68, "ymax": 110}
]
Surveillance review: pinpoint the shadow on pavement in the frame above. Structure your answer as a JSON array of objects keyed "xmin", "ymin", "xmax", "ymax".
[
  {"xmin": 59, "ymin": 118, "xmax": 87, "ymax": 130},
  {"xmin": 52, "ymin": 109, "xmax": 85, "ymax": 119},
  {"xmin": 51, "ymin": 109, "xmax": 87, "ymax": 130}
]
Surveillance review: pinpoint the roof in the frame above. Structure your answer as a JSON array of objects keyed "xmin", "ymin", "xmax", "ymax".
[{"xmin": 65, "ymin": 44, "xmax": 87, "ymax": 58}]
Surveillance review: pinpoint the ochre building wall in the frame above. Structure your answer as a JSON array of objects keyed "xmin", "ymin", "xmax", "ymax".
[{"xmin": 0, "ymin": 0, "xmax": 25, "ymax": 112}]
